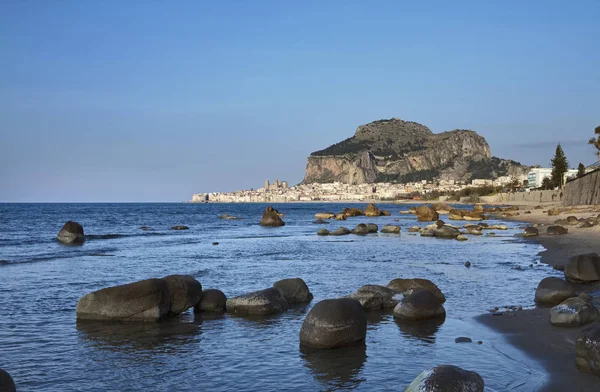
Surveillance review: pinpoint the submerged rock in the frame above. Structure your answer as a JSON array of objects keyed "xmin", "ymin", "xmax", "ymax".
[
  {"xmin": 534, "ymin": 277, "xmax": 576, "ymax": 305},
  {"xmin": 343, "ymin": 207, "xmax": 365, "ymax": 217},
  {"xmin": 387, "ymin": 278, "xmax": 446, "ymax": 303},
  {"xmin": 550, "ymin": 296, "xmax": 599, "ymax": 327},
  {"xmin": 171, "ymin": 225, "xmax": 189, "ymax": 230},
  {"xmin": 226, "ymin": 287, "xmax": 289, "ymax": 316},
  {"xmin": 0, "ymin": 368, "xmax": 16, "ymax": 392},
  {"xmin": 314, "ymin": 212, "xmax": 335, "ymax": 219},
  {"xmin": 218, "ymin": 214, "xmax": 243, "ymax": 220},
  {"xmin": 195, "ymin": 289, "xmax": 227, "ymax": 313},
  {"xmin": 564, "ymin": 253, "xmax": 600, "ymax": 283},
  {"xmin": 313, "ymin": 219, "xmax": 329, "ymax": 224},
  {"xmin": 455, "ymin": 235, "xmax": 468, "ymax": 241},
  {"xmin": 408, "ymin": 226, "xmax": 420, "ymax": 233},
  {"xmin": 317, "ymin": 228, "xmax": 330, "ymax": 236},
  {"xmin": 405, "ymin": 365, "xmax": 484, "ymax": 392},
  {"xmin": 380, "ymin": 225, "xmax": 401, "ymax": 234},
  {"xmin": 351, "ymin": 224, "xmax": 369, "ymax": 235},
  {"xmin": 299, "ymin": 298, "xmax": 366, "ymax": 349},
  {"xmin": 273, "ymin": 278, "xmax": 313, "ymax": 304},
  {"xmin": 366, "ymin": 223, "xmax": 379, "ymax": 233},
  {"xmin": 347, "ymin": 285, "xmax": 399, "ymax": 310},
  {"xmin": 576, "ymin": 324, "xmax": 600, "ymax": 376},
  {"xmin": 57, "ymin": 221, "xmax": 85, "ymax": 244},
  {"xmin": 433, "ymin": 225, "xmax": 460, "ymax": 239},
  {"xmin": 393, "ymin": 289, "xmax": 446, "ymax": 321},
  {"xmin": 259, "ymin": 206, "xmax": 285, "ymax": 227},
  {"xmin": 335, "ymin": 213, "xmax": 347, "ymax": 221},
  {"xmin": 329, "ymin": 227, "xmax": 351, "ymax": 236}
]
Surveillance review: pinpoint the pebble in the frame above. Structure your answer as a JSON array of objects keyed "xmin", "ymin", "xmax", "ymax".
[
  {"xmin": 212, "ymin": 242, "xmax": 219, "ymax": 245},
  {"xmin": 465, "ymin": 261, "xmax": 471, "ymax": 268},
  {"xmin": 455, "ymin": 337, "xmax": 472, "ymax": 343}
]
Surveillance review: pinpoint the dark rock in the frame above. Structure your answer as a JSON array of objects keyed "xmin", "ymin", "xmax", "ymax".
[
  {"xmin": 57, "ymin": 220, "xmax": 85, "ymax": 244},
  {"xmin": 523, "ymin": 226, "xmax": 539, "ymax": 237},
  {"xmin": 567, "ymin": 216, "xmax": 580, "ymax": 225},
  {"xmin": 380, "ymin": 210, "xmax": 391, "ymax": 216},
  {"xmin": 546, "ymin": 225, "xmax": 568, "ymax": 235},
  {"xmin": 140, "ymin": 226, "xmax": 153, "ymax": 231},
  {"xmin": 335, "ymin": 213, "xmax": 347, "ymax": 220},
  {"xmin": 171, "ymin": 225, "xmax": 189, "ymax": 230},
  {"xmin": 415, "ymin": 205, "xmax": 439, "ymax": 222},
  {"xmin": 259, "ymin": 206, "xmax": 285, "ymax": 227},
  {"xmin": 343, "ymin": 207, "xmax": 365, "ymax": 217},
  {"xmin": 465, "ymin": 261, "xmax": 471, "ymax": 268},
  {"xmin": 351, "ymin": 224, "xmax": 369, "ymax": 235},
  {"xmin": 366, "ymin": 223, "xmax": 378, "ymax": 233},
  {"xmin": 313, "ymin": 219, "xmax": 329, "ymax": 224},
  {"xmin": 299, "ymin": 298, "xmax": 366, "ymax": 349},
  {"xmin": 212, "ymin": 242, "xmax": 219, "ymax": 245},
  {"xmin": 348, "ymin": 285, "xmax": 399, "ymax": 310},
  {"xmin": 455, "ymin": 337, "xmax": 472, "ymax": 343},
  {"xmin": 365, "ymin": 203, "xmax": 382, "ymax": 217},
  {"xmin": 0, "ymin": 369, "xmax": 16, "ymax": 392},
  {"xmin": 330, "ymin": 227, "xmax": 351, "ymax": 236},
  {"xmin": 226, "ymin": 287, "xmax": 289, "ymax": 316},
  {"xmin": 380, "ymin": 225, "xmax": 401, "ymax": 234},
  {"xmin": 534, "ymin": 277, "xmax": 576, "ymax": 305},
  {"xmin": 393, "ymin": 289, "xmax": 446, "ymax": 321},
  {"xmin": 576, "ymin": 324, "xmax": 600, "ymax": 376},
  {"xmin": 433, "ymin": 225, "xmax": 460, "ymax": 239},
  {"xmin": 317, "ymin": 228, "xmax": 330, "ymax": 236},
  {"xmin": 162, "ymin": 275, "xmax": 202, "ymax": 315},
  {"xmin": 273, "ymin": 278, "xmax": 313, "ymax": 304},
  {"xmin": 387, "ymin": 278, "xmax": 446, "ymax": 303},
  {"xmin": 579, "ymin": 221, "xmax": 594, "ymax": 228},
  {"xmin": 405, "ymin": 365, "xmax": 484, "ymax": 392},
  {"xmin": 76, "ymin": 278, "xmax": 171, "ymax": 322},
  {"xmin": 550, "ymin": 297, "xmax": 599, "ymax": 327},
  {"xmin": 194, "ymin": 289, "xmax": 227, "ymax": 313},
  {"xmin": 564, "ymin": 253, "xmax": 600, "ymax": 283}
]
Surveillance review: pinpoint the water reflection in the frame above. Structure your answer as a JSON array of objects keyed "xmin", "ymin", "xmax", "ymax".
[
  {"xmin": 395, "ymin": 317, "xmax": 445, "ymax": 344},
  {"xmin": 300, "ymin": 345, "xmax": 367, "ymax": 390},
  {"xmin": 76, "ymin": 318, "xmax": 201, "ymax": 355}
]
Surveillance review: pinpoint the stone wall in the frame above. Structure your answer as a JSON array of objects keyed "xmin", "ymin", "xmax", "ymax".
[
  {"xmin": 562, "ymin": 169, "xmax": 600, "ymax": 205},
  {"xmin": 479, "ymin": 190, "xmax": 562, "ymax": 205}
]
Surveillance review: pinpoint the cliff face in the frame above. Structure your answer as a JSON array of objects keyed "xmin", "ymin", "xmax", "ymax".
[{"xmin": 303, "ymin": 118, "xmax": 523, "ymax": 184}]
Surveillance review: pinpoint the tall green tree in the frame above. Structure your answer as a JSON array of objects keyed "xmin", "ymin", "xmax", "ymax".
[
  {"xmin": 541, "ymin": 176, "xmax": 553, "ymax": 190},
  {"xmin": 590, "ymin": 125, "xmax": 600, "ymax": 159},
  {"xmin": 550, "ymin": 144, "xmax": 569, "ymax": 187},
  {"xmin": 577, "ymin": 162, "xmax": 586, "ymax": 177}
]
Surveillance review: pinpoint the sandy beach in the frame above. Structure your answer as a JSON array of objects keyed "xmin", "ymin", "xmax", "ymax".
[{"xmin": 479, "ymin": 203, "xmax": 600, "ymax": 392}]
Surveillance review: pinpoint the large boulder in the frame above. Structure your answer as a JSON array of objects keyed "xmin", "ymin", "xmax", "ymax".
[
  {"xmin": 273, "ymin": 278, "xmax": 313, "ymax": 304},
  {"xmin": 534, "ymin": 277, "xmax": 576, "ymax": 305},
  {"xmin": 162, "ymin": 275, "xmax": 202, "ymax": 315},
  {"xmin": 226, "ymin": 287, "xmax": 289, "ymax": 316},
  {"xmin": 523, "ymin": 227, "xmax": 539, "ymax": 237},
  {"xmin": 347, "ymin": 285, "xmax": 399, "ymax": 310},
  {"xmin": 57, "ymin": 220, "xmax": 85, "ymax": 244},
  {"xmin": 0, "ymin": 369, "xmax": 16, "ymax": 392},
  {"xmin": 259, "ymin": 206, "xmax": 285, "ymax": 227},
  {"xmin": 567, "ymin": 216, "xmax": 580, "ymax": 225},
  {"xmin": 433, "ymin": 225, "xmax": 460, "ymax": 239},
  {"xmin": 393, "ymin": 289, "xmax": 446, "ymax": 321},
  {"xmin": 315, "ymin": 212, "xmax": 335, "ymax": 219},
  {"xmin": 76, "ymin": 278, "xmax": 171, "ymax": 322},
  {"xmin": 550, "ymin": 296, "xmax": 599, "ymax": 327},
  {"xmin": 365, "ymin": 203, "xmax": 382, "ymax": 217},
  {"xmin": 564, "ymin": 253, "xmax": 600, "ymax": 283},
  {"xmin": 415, "ymin": 206, "xmax": 439, "ymax": 222},
  {"xmin": 576, "ymin": 324, "xmax": 600, "ymax": 376},
  {"xmin": 317, "ymin": 228, "xmax": 330, "ymax": 236},
  {"xmin": 299, "ymin": 298, "xmax": 366, "ymax": 349},
  {"xmin": 343, "ymin": 207, "xmax": 364, "ymax": 217},
  {"xmin": 366, "ymin": 223, "xmax": 378, "ymax": 233},
  {"xmin": 330, "ymin": 227, "xmax": 351, "ymax": 236},
  {"xmin": 351, "ymin": 224, "xmax": 369, "ymax": 235},
  {"xmin": 194, "ymin": 289, "xmax": 227, "ymax": 313},
  {"xmin": 546, "ymin": 225, "xmax": 568, "ymax": 235},
  {"xmin": 405, "ymin": 365, "xmax": 484, "ymax": 392},
  {"xmin": 387, "ymin": 278, "xmax": 446, "ymax": 303},
  {"xmin": 380, "ymin": 225, "xmax": 401, "ymax": 234}
]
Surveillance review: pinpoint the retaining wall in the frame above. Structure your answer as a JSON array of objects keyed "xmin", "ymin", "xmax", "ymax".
[
  {"xmin": 562, "ymin": 169, "xmax": 600, "ymax": 205},
  {"xmin": 479, "ymin": 190, "xmax": 562, "ymax": 205}
]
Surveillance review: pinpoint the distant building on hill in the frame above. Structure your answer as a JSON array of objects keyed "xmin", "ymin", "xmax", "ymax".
[
  {"xmin": 527, "ymin": 168, "xmax": 552, "ymax": 188},
  {"xmin": 263, "ymin": 179, "xmax": 288, "ymax": 191}
]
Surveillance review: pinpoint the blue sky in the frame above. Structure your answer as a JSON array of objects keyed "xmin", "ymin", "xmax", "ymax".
[{"xmin": 1, "ymin": 1, "xmax": 598, "ymax": 202}]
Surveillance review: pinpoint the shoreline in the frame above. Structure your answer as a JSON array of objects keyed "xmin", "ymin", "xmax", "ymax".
[{"xmin": 478, "ymin": 204, "xmax": 600, "ymax": 391}]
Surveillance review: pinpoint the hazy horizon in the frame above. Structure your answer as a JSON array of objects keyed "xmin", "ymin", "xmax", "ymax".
[{"xmin": 1, "ymin": 1, "xmax": 599, "ymax": 202}]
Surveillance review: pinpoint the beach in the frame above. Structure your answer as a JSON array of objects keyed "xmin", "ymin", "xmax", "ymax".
[{"xmin": 479, "ymin": 203, "xmax": 600, "ymax": 392}]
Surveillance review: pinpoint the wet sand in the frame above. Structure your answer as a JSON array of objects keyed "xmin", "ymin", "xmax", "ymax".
[{"xmin": 479, "ymin": 203, "xmax": 600, "ymax": 392}]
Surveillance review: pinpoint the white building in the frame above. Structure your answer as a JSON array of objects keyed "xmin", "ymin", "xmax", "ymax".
[
  {"xmin": 527, "ymin": 168, "xmax": 552, "ymax": 188},
  {"xmin": 471, "ymin": 179, "xmax": 493, "ymax": 186}
]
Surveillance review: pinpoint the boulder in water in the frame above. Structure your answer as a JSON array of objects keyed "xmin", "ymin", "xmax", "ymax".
[
  {"xmin": 330, "ymin": 227, "xmax": 351, "ymax": 236},
  {"xmin": 387, "ymin": 278, "xmax": 446, "ymax": 303},
  {"xmin": 365, "ymin": 203, "xmax": 382, "ymax": 217},
  {"xmin": 405, "ymin": 365, "xmax": 484, "ymax": 392},
  {"xmin": 351, "ymin": 224, "xmax": 369, "ymax": 235},
  {"xmin": 523, "ymin": 227, "xmax": 539, "ymax": 237},
  {"xmin": 380, "ymin": 210, "xmax": 391, "ymax": 216},
  {"xmin": 380, "ymin": 225, "xmax": 401, "ymax": 234},
  {"xmin": 226, "ymin": 288, "xmax": 289, "ymax": 316},
  {"xmin": 366, "ymin": 223, "xmax": 378, "ymax": 233},
  {"xmin": 313, "ymin": 219, "xmax": 329, "ymax": 224},
  {"xmin": 343, "ymin": 207, "xmax": 365, "ymax": 217},
  {"xmin": 564, "ymin": 253, "xmax": 600, "ymax": 283},
  {"xmin": 408, "ymin": 226, "xmax": 420, "ymax": 233},
  {"xmin": 57, "ymin": 221, "xmax": 85, "ymax": 244},
  {"xmin": 393, "ymin": 289, "xmax": 446, "ymax": 321},
  {"xmin": 347, "ymin": 285, "xmax": 399, "ymax": 310},
  {"xmin": 162, "ymin": 275, "xmax": 203, "ymax": 315},
  {"xmin": 415, "ymin": 206, "xmax": 439, "ymax": 222},
  {"xmin": 317, "ymin": 228, "xmax": 330, "ymax": 236},
  {"xmin": 534, "ymin": 277, "xmax": 576, "ymax": 305},
  {"xmin": 171, "ymin": 225, "xmax": 189, "ymax": 230},
  {"xmin": 0, "ymin": 369, "xmax": 16, "ymax": 392},
  {"xmin": 76, "ymin": 278, "xmax": 171, "ymax": 322},
  {"xmin": 299, "ymin": 298, "xmax": 366, "ymax": 349},
  {"xmin": 194, "ymin": 289, "xmax": 227, "ymax": 313},
  {"xmin": 259, "ymin": 206, "xmax": 285, "ymax": 227},
  {"xmin": 576, "ymin": 324, "xmax": 600, "ymax": 376},
  {"xmin": 314, "ymin": 212, "xmax": 335, "ymax": 219},
  {"xmin": 433, "ymin": 225, "xmax": 460, "ymax": 239},
  {"xmin": 335, "ymin": 213, "xmax": 347, "ymax": 221},
  {"xmin": 273, "ymin": 278, "xmax": 313, "ymax": 304}
]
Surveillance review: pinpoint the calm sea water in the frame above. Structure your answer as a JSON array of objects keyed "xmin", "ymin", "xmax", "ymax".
[{"xmin": 0, "ymin": 203, "xmax": 561, "ymax": 391}]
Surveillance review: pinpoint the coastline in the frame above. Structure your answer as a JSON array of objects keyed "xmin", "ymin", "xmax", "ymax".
[{"xmin": 478, "ymin": 204, "xmax": 600, "ymax": 392}]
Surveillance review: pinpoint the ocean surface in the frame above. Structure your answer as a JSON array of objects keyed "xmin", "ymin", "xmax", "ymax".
[{"xmin": 0, "ymin": 203, "xmax": 562, "ymax": 391}]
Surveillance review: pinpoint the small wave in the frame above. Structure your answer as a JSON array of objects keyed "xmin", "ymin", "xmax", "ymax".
[{"xmin": 85, "ymin": 232, "xmax": 170, "ymax": 241}]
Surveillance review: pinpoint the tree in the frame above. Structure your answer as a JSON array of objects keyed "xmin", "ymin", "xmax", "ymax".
[
  {"xmin": 550, "ymin": 144, "xmax": 569, "ymax": 188},
  {"xmin": 541, "ymin": 177, "xmax": 553, "ymax": 190},
  {"xmin": 590, "ymin": 125, "xmax": 600, "ymax": 160},
  {"xmin": 577, "ymin": 163, "xmax": 586, "ymax": 178}
]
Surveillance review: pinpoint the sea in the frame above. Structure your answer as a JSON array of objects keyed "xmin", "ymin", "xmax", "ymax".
[{"xmin": 0, "ymin": 202, "xmax": 562, "ymax": 391}]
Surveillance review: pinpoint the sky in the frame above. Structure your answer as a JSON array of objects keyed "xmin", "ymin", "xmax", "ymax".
[{"xmin": 1, "ymin": 1, "xmax": 598, "ymax": 202}]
